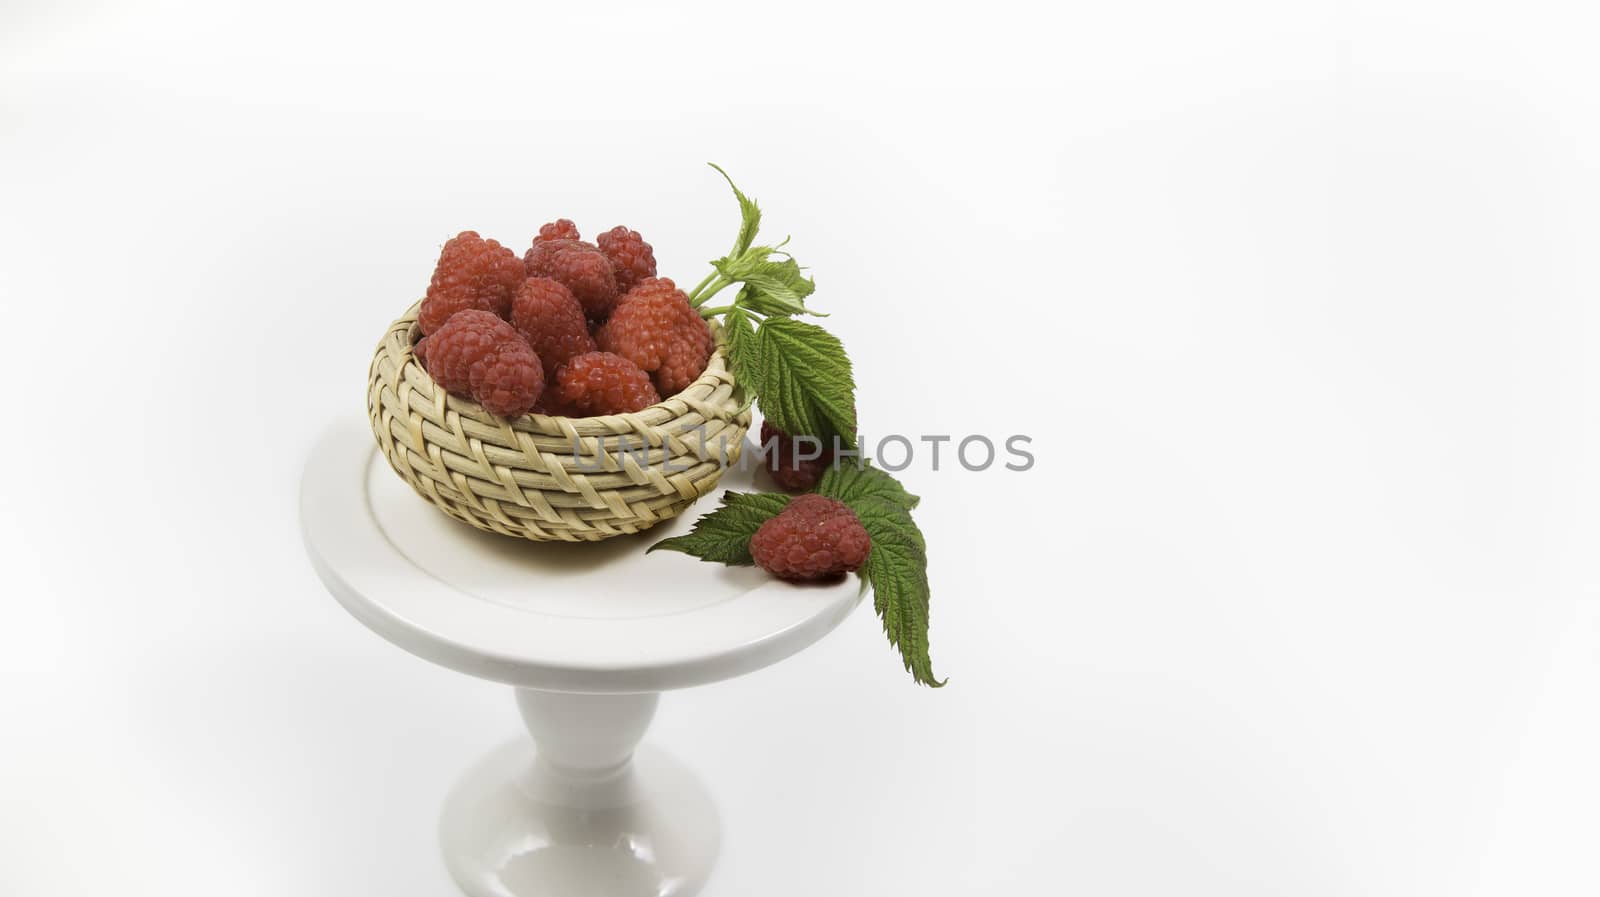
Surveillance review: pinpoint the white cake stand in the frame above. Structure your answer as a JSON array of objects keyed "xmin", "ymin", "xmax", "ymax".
[{"xmin": 300, "ymin": 420, "xmax": 863, "ymax": 897}]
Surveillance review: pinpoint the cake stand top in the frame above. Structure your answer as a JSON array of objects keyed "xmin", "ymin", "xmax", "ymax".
[{"xmin": 300, "ymin": 420, "xmax": 863, "ymax": 693}]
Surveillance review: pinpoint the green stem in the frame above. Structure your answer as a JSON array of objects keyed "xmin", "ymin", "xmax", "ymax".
[
  {"xmin": 698, "ymin": 304, "xmax": 735, "ymax": 318},
  {"xmin": 688, "ymin": 275, "xmax": 734, "ymax": 308},
  {"xmin": 685, "ymin": 270, "xmax": 719, "ymax": 302}
]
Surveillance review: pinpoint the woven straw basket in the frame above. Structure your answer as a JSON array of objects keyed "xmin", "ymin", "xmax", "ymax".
[{"xmin": 367, "ymin": 301, "xmax": 750, "ymax": 542}]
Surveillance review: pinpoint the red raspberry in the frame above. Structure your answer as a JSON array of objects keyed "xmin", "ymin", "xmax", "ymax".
[
  {"xmin": 596, "ymin": 226, "xmax": 657, "ymax": 293},
  {"xmin": 553, "ymin": 351, "xmax": 661, "ymax": 416},
  {"xmin": 524, "ymin": 239, "xmax": 620, "ymax": 319},
  {"xmin": 760, "ymin": 420, "xmax": 835, "ymax": 492},
  {"xmin": 750, "ymin": 494, "xmax": 872, "ymax": 581},
  {"xmin": 510, "ymin": 277, "xmax": 596, "ymax": 378},
  {"xmin": 420, "ymin": 309, "xmax": 545, "ymax": 417},
  {"xmin": 522, "ymin": 237, "xmax": 579, "ymax": 273},
  {"xmin": 419, "ymin": 309, "xmax": 498, "ymax": 392},
  {"xmin": 535, "ymin": 219, "xmax": 581, "ymax": 244},
  {"xmin": 419, "ymin": 231, "xmax": 525, "ymax": 335},
  {"xmin": 596, "ymin": 277, "xmax": 712, "ymax": 396},
  {"xmin": 529, "ymin": 390, "xmax": 566, "ymax": 417}
]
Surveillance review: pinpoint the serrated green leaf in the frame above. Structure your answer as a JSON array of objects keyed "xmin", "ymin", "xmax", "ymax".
[
  {"xmin": 724, "ymin": 304, "xmax": 760, "ymax": 389},
  {"xmin": 859, "ymin": 517, "xmax": 943, "ymax": 687},
  {"xmin": 709, "ymin": 163, "xmax": 761, "ymax": 257},
  {"xmin": 747, "ymin": 290, "xmax": 824, "ymax": 320},
  {"xmin": 716, "ymin": 252, "xmax": 817, "ymax": 316},
  {"xmin": 714, "ymin": 259, "xmax": 797, "ymax": 312},
  {"xmin": 819, "ymin": 464, "xmax": 919, "ymax": 511},
  {"xmin": 747, "ymin": 255, "xmax": 815, "ymax": 300},
  {"xmin": 736, "ymin": 288, "xmax": 800, "ymax": 316},
  {"xmin": 741, "ymin": 291, "xmax": 818, "ymax": 317},
  {"xmin": 755, "ymin": 317, "xmax": 858, "ymax": 449},
  {"xmin": 851, "ymin": 496, "xmax": 926, "ymax": 551},
  {"xmin": 648, "ymin": 491, "xmax": 791, "ymax": 565},
  {"xmin": 840, "ymin": 485, "xmax": 938, "ymax": 685}
]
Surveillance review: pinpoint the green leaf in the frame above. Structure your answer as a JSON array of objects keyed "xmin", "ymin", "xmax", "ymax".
[
  {"xmin": 716, "ymin": 251, "xmax": 818, "ymax": 316},
  {"xmin": 851, "ymin": 496, "xmax": 926, "ymax": 551},
  {"xmin": 648, "ymin": 491, "xmax": 791, "ymax": 565},
  {"xmin": 819, "ymin": 464, "xmax": 920, "ymax": 511},
  {"xmin": 709, "ymin": 163, "xmax": 761, "ymax": 257},
  {"xmin": 754, "ymin": 317, "xmax": 858, "ymax": 448},
  {"xmin": 724, "ymin": 303, "xmax": 760, "ymax": 381},
  {"xmin": 741, "ymin": 290, "xmax": 816, "ymax": 318},
  {"xmin": 723, "ymin": 304, "xmax": 761, "ymax": 414},
  {"xmin": 746, "ymin": 255, "xmax": 814, "ymax": 300},
  {"xmin": 831, "ymin": 476, "xmax": 938, "ymax": 685},
  {"xmin": 858, "ymin": 512, "xmax": 943, "ymax": 687}
]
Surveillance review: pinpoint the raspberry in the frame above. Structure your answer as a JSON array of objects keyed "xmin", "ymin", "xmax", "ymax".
[
  {"xmin": 420, "ymin": 309, "xmax": 545, "ymax": 417},
  {"xmin": 524, "ymin": 239, "xmax": 620, "ymax": 319},
  {"xmin": 553, "ymin": 351, "xmax": 661, "ymax": 416},
  {"xmin": 749, "ymin": 494, "xmax": 872, "ymax": 581},
  {"xmin": 529, "ymin": 391, "xmax": 566, "ymax": 417},
  {"xmin": 535, "ymin": 219, "xmax": 581, "ymax": 244},
  {"xmin": 419, "ymin": 231, "xmax": 525, "ymax": 335},
  {"xmin": 596, "ymin": 226, "xmax": 657, "ymax": 292},
  {"xmin": 510, "ymin": 277, "xmax": 596, "ymax": 378},
  {"xmin": 596, "ymin": 277, "xmax": 712, "ymax": 396},
  {"xmin": 760, "ymin": 420, "xmax": 835, "ymax": 492},
  {"xmin": 522, "ymin": 237, "xmax": 579, "ymax": 273}
]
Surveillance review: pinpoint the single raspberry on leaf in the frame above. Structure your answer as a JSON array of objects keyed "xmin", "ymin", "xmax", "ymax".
[
  {"xmin": 524, "ymin": 239, "xmax": 620, "ymax": 320},
  {"xmin": 596, "ymin": 226, "xmax": 657, "ymax": 292},
  {"xmin": 553, "ymin": 351, "xmax": 661, "ymax": 416},
  {"xmin": 535, "ymin": 219, "xmax": 581, "ymax": 244},
  {"xmin": 750, "ymin": 494, "xmax": 872, "ymax": 581},
  {"xmin": 419, "ymin": 231, "xmax": 525, "ymax": 335},
  {"xmin": 596, "ymin": 277, "xmax": 712, "ymax": 396},
  {"xmin": 511, "ymin": 277, "xmax": 596, "ymax": 378},
  {"xmin": 760, "ymin": 420, "xmax": 836, "ymax": 492},
  {"xmin": 420, "ymin": 309, "xmax": 545, "ymax": 417}
]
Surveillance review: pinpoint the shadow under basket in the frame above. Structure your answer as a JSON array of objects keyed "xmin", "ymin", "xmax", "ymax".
[{"xmin": 367, "ymin": 301, "xmax": 750, "ymax": 542}]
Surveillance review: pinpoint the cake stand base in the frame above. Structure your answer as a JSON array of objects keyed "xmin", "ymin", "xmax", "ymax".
[
  {"xmin": 302, "ymin": 421, "xmax": 865, "ymax": 896},
  {"xmin": 440, "ymin": 689, "xmax": 719, "ymax": 897}
]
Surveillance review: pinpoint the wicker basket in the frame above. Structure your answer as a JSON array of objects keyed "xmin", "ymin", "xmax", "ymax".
[{"xmin": 367, "ymin": 301, "xmax": 750, "ymax": 542}]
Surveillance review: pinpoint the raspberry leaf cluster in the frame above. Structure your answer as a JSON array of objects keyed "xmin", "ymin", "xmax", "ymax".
[
  {"xmin": 688, "ymin": 165, "xmax": 856, "ymax": 447},
  {"xmin": 659, "ymin": 165, "xmax": 944, "ymax": 687},
  {"xmin": 650, "ymin": 463, "xmax": 942, "ymax": 687}
]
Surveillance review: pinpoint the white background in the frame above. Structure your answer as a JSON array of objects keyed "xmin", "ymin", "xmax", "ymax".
[{"xmin": 4, "ymin": 1, "xmax": 1598, "ymax": 894}]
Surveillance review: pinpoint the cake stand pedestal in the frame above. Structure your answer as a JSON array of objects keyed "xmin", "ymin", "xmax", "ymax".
[{"xmin": 300, "ymin": 421, "xmax": 863, "ymax": 897}]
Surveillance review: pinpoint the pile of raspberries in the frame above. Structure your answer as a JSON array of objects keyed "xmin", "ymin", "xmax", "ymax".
[{"xmin": 413, "ymin": 223, "xmax": 712, "ymax": 418}]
